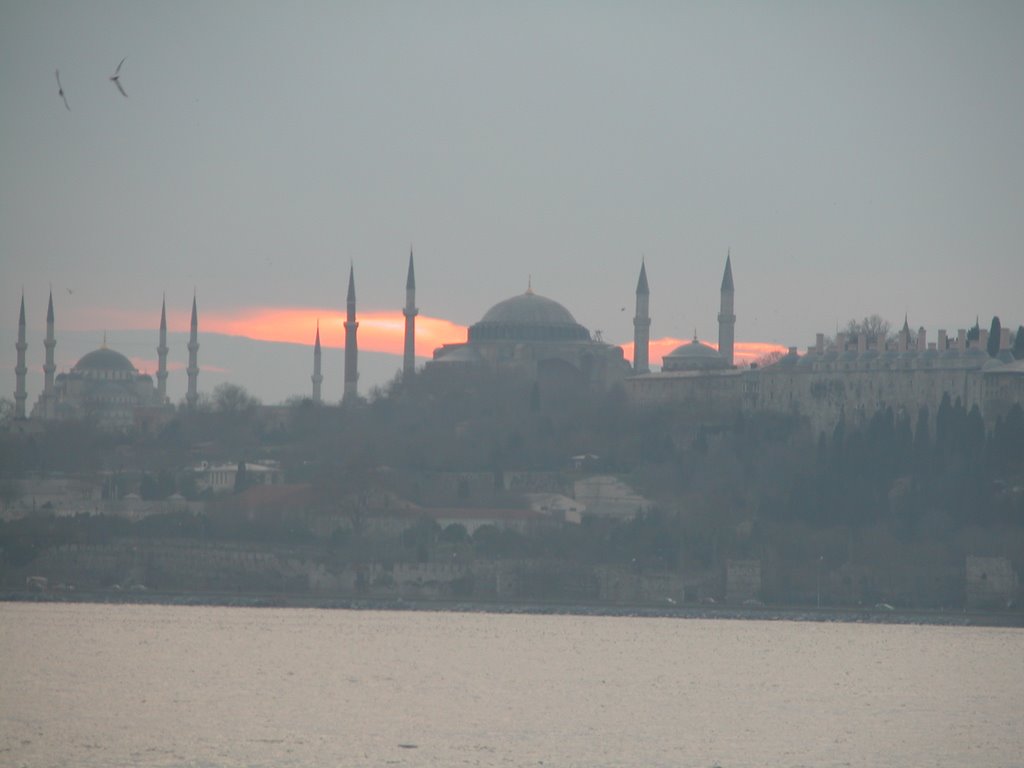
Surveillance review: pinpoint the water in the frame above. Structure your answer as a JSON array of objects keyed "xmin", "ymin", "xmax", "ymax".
[{"xmin": 1, "ymin": 603, "xmax": 1021, "ymax": 767}]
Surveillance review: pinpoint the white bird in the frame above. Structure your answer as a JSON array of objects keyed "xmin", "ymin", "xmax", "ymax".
[
  {"xmin": 56, "ymin": 69, "xmax": 70, "ymax": 110},
  {"xmin": 110, "ymin": 57, "xmax": 128, "ymax": 97}
]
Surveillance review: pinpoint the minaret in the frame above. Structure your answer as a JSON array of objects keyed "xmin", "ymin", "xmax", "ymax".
[
  {"xmin": 718, "ymin": 252, "xmax": 735, "ymax": 367},
  {"xmin": 632, "ymin": 259, "xmax": 650, "ymax": 374},
  {"xmin": 343, "ymin": 264, "xmax": 359, "ymax": 403},
  {"xmin": 186, "ymin": 294, "xmax": 199, "ymax": 409},
  {"xmin": 403, "ymin": 248, "xmax": 418, "ymax": 381},
  {"xmin": 157, "ymin": 295, "xmax": 169, "ymax": 402},
  {"xmin": 14, "ymin": 293, "xmax": 27, "ymax": 419},
  {"xmin": 312, "ymin": 321, "xmax": 323, "ymax": 404},
  {"xmin": 43, "ymin": 289, "xmax": 56, "ymax": 416}
]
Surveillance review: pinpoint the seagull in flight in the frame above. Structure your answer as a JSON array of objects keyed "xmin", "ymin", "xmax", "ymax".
[
  {"xmin": 110, "ymin": 57, "xmax": 128, "ymax": 97},
  {"xmin": 56, "ymin": 69, "xmax": 70, "ymax": 110}
]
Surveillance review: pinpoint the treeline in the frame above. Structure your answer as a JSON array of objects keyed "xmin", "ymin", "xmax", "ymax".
[{"xmin": 768, "ymin": 398, "xmax": 1024, "ymax": 532}]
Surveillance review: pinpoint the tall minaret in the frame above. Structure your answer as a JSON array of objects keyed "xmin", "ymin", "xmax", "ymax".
[
  {"xmin": 157, "ymin": 295, "xmax": 169, "ymax": 402},
  {"xmin": 343, "ymin": 264, "xmax": 359, "ymax": 403},
  {"xmin": 632, "ymin": 259, "xmax": 650, "ymax": 374},
  {"xmin": 403, "ymin": 248, "xmax": 418, "ymax": 381},
  {"xmin": 42, "ymin": 289, "xmax": 56, "ymax": 416},
  {"xmin": 186, "ymin": 294, "xmax": 199, "ymax": 409},
  {"xmin": 718, "ymin": 252, "xmax": 735, "ymax": 367},
  {"xmin": 14, "ymin": 293, "xmax": 27, "ymax": 419},
  {"xmin": 312, "ymin": 321, "xmax": 323, "ymax": 404}
]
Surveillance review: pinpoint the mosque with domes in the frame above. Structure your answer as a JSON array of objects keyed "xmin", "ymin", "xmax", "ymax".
[
  {"xmin": 14, "ymin": 291, "xmax": 197, "ymax": 431},
  {"xmin": 428, "ymin": 281, "xmax": 630, "ymax": 389},
  {"xmin": 12, "ymin": 250, "xmax": 1024, "ymax": 435}
]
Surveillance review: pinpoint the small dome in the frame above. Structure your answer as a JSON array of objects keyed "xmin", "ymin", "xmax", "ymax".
[
  {"xmin": 469, "ymin": 290, "xmax": 590, "ymax": 342},
  {"xmin": 662, "ymin": 336, "xmax": 728, "ymax": 371},
  {"xmin": 73, "ymin": 347, "xmax": 137, "ymax": 373}
]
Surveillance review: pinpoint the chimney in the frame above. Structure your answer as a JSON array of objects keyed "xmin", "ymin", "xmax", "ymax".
[
  {"xmin": 816, "ymin": 333, "xmax": 824, "ymax": 355},
  {"xmin": 1001, "ymin": 327, "xmax": 1012, "ymax": 350},
  {"xmin": 857, "ymin": 333, "xmax": 867, "ymax": 354},
  {"xmin": 978, "ymin": 329, "xmax": 989, "ymax": 350},
  {"xmin": 938, "ymin": 329, "xmax": 947, "ymax": 351},
  {"xmin": 956, "ymin": 329, "xmax": 966, "ymax": 352},
  {"xmin": 917, "ymin": 327, "xmax": 926, "ymax": 352},
  {"xmin": 836, "ymin": 332, "xmax": 847, "ymax": 352}
]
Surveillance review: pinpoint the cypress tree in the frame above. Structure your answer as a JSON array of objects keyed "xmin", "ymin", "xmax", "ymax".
[
  {"xmin": 1013, "ymin": 326, "xmax": 1024, "ymax": 359},
  {"xmin": 987, "ymin": 316, "xmax": 1002, "ymax": 357}
]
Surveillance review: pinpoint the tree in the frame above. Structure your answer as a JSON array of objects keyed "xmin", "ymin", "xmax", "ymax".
[
  {"xmin": 1014, "ymin": 326, "xmax": 1024, "ymax": 360},
  {"xmin": 753, "ymin": 350, "xmax": 785, "ymax": 368},
  {"xmin": 0, "ymin": 397, "xmax": 13, "ymax": 426},
  {"xmin": 987, "ymin": 316, "xmax": 1002, "ymax": 357},
  {"xmin": 213, "ymin": 383, "xmax": 261, "ymax": 414},
  {"xmin": 844, "ymin": 315, "xmax": 893, "ymax": 345}
]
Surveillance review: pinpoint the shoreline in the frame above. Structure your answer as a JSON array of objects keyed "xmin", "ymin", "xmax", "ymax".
[{"xmin": 4, "ymin": 590, "xmax": 1023, "ymax": 628}]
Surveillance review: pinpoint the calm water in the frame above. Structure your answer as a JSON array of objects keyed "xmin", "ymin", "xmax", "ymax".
[{"xmin": 1, "ymin": 603, "xmax": 1022, "ymax": 767}]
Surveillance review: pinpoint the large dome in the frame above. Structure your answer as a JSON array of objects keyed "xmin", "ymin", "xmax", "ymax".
[
  {"xmin": 469, "ymin": 291, "xmax": 591, "ymax": 343},
  {"xmin": 73, "ymin": 347, "xmax": 138, "ymax": 374}
]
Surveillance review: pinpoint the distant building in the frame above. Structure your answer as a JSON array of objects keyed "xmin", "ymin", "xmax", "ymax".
[
  {"xmin": 17, "ymin": 293, "xmax": 177, "ymax": 430},
  {"xmin": 429, "ymin": 282, "xmax": 629, "ymax": 390},
  {"xmin": 625, "ymin": 256, "xmax": 1024, "ymax": 434},
  {"xmin": 193, "ymin": 461, "xmax": 284, "ymax": 494}
]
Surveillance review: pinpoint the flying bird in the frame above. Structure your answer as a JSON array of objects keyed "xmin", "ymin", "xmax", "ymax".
[
  {"xmin": 55, "ymin": 69, "xmax": 69, "ymax": 110},
  {"xmin": 109, "ymin": 57, "xmax": 128, "ymax": 97}
]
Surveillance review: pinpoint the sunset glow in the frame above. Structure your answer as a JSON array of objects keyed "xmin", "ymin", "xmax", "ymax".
[
  {"xmin": 620, "ymin": 337, "xmax": 788, "ymax": 367},
  {"xmin": 83, "ymin": 306, "xmax": 469, "ymax": 358},
  {"xmin": 74, "ymin": 306, "xmax": 786, "ymax": 366}
]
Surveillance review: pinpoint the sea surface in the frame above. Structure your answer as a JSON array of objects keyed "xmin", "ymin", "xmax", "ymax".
[{"xmin": 1, "ymin": 602, "xmax": 1022, "ymax": 767}]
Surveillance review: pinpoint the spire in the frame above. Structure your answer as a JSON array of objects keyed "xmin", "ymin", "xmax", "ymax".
[
  {"xmin": 403, "ymin": 249, "xmax": 418, "ymax": 381},
  {"xmin": 15, "ymin": 292, "xmax": 27, "ymax": 419},
  {"xmin": 157, "ymin": 294, "xmax": 169, "ymax": 402},
  {"xmin": 632, "ymin": 259, "xmax": 651, "ymax": 374},
  {"xmin": 717, "ymin": 251, "xmax": 736, "ymax": 367},
  {"xmin": 720, "ymin": 251, "xmax": 734, "ymax": 292},
  {"xmin": 344, "ymin": 265, "xmax": 359, "ymax": 402},
  {"xmin": 526, "ymin": 275, "xmax": 533, "ymax": 295},
  {"xmin": 636, "ymin": 258, "xmax": 649, "ymax": 295},
  {"xmin": 312, "ymin": 319, "xmax": 323, "ymax": 404},
  {"xmin": 43, "ymin": 288, "xmax": 57, "ymax": 409},
  {"xmin": 186, "ymin": 293, "xmax": 200, "ymax": 409}
]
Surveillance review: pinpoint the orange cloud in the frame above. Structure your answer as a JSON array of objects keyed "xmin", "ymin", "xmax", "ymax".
[
  {"xmin": 620, "ymin": 337, "xmax": 788, "ymax": 367},
  {"xmin": 198, "ymin": 308, "xmax": 467, "ymax": 357},
  {"xmin": 72, "ymin": 305, "xmax": 467, "ymax": 358}
]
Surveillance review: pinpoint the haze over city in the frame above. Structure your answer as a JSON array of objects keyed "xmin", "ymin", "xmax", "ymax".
[{"xmin": 2, "ymin": 2, "xmax": 1022, "ymax": 404}]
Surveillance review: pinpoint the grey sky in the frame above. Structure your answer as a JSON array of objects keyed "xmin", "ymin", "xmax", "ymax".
[{"xmin": 2, "ymin": 1, "xmax": 1022, "ymax": 403}]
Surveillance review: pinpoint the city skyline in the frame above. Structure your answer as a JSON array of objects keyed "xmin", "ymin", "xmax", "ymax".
[{"xmin": 3, "ymin": 2, "xmax": 1023, "ymax": 402}]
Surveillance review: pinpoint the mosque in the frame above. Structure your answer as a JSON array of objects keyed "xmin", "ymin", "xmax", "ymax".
[
  {"xmin": 12, "ymin": 250, "xmax": 1024, "ymax": 434},
  {"xmin": 14, "ymin": 292, "xmax": 198, "ymax": 430}
]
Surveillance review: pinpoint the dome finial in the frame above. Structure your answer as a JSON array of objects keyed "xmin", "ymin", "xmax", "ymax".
[
  {"xmin": 526, "ymin": 275, "xmax": 533, "ymax": 295},
  {"xmin": 693, "ymin": 329, "xmax": 698, "ymax": 342},
  {"xmin": 102, "ymin": 330, "xmax": 108, "ymax": 349}
]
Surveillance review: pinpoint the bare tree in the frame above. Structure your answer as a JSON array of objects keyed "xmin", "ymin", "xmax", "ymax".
[{"xmin": 843, "ymin": 315, "xmax": 893, "ymax": 345}]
